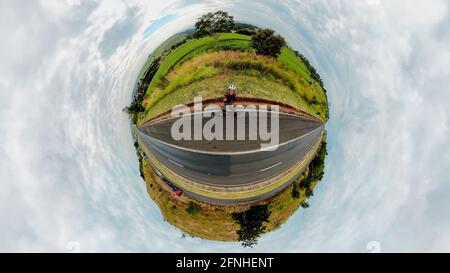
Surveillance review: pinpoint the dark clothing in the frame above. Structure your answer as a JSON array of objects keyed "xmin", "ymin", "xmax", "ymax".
[{"xmin": 224, "ymin": 92, "xmax": 236, "ymax": 105}]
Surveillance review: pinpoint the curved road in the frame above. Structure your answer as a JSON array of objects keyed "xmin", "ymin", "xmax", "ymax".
[{"xmin": 136, "ymin": 110, "xmax": 324, "ymax": 204}]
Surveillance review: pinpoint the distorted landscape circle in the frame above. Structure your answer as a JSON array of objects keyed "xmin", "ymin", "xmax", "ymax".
[{"xmin": 125, "ymin": 11, "xmax": 329, "ymax": 247}]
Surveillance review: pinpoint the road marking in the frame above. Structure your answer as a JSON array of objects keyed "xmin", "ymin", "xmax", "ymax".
[
  {"xmin": 136, "ymin": 129, "xmax": 324, "ymax": 201},
  {"xmin": 169, "ymin": 159, "xmax": 184, "ymax": 168},
  {"xmin": 259, "ymin": 162, "xmax": 283, "ymax": 172},
  {"xmin": 136, "ymin": 125, "xmax": 324, "ymax": 156},
  {"xmin": 142, "ymin": 109, "xmax": 321, "ymax": 125}
]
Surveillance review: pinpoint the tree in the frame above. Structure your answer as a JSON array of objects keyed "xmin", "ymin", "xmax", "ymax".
[
  {"xmin": 123, "ymin": 101, "xmax": 144, "ymax": 115},
  {"xmin": 193, "ymin": 11, "xmax": 235, "ymax": 38},
  {"xmin": 231, "ymin": 205, "xmax": 270, "ymax": 248},
  {"xmin": 299, "ymin": 176, "xmax": 312, "ymax": 190},
  {"xmin": 251, "ymin": 28, "xmax": 286, "ymax": 57},
  {"xmin": 299, "ymin": 141, "xmax": 327, "ymax": 191}
]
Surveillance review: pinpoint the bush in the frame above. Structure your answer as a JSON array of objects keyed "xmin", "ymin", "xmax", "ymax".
[
  {"xmin": 301, "ymin": 201, "xmax": 310, "ymax": 208},
  {"xmin": 300, "ymin": 141, "xmax": 327, "ymax": 191},
  {"xmin": 251, "ymin": 29, "xmax": 286, "ymax": 57},
  {"xmin": 186, "ymin": 201, "xmax": 201, "ymax": 216},
  {"xmin": 236, "ymin": 28, "xmax": 256, "ymax": 36},
  {"xmin": 299, "ymin": 176, "xmax": 312, "ymax": 190}
]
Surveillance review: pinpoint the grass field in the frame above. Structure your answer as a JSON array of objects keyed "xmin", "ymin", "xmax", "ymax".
[
  {"xmin": 135, "ymin": 31, "xmax": 191, "ymax": 86},
  {"xmin": 278, "ymin": 47, "xmax": 328, "ymax": 107},
  {"xmin": 145, "ymin": 33, "xmax": 252, "ymax": 92},
  {"xmin": 140, "ymin": 49, "xmax": 327, "ymax": 122},
  {"xmin": 133, "ymin": 31, "xmax": 329, "ymax": 243},
  {"xmin": 137, "ymin": 33, "xmax": 328, "ymax": 124},
  {"xmin": 143, "ymin": 160, "xmax": 239, "ymax": 241},
  {"xmin": 144, "ymin": 73, "xmax": 308, "ymax": 120}
]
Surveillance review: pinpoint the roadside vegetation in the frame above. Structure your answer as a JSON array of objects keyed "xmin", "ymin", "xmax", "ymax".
[
  {"xmin": 125, "ymin": 11, "xmax": 328, "ymax": 125},
  {"xmin": 127, "ymin": 11, "xmax": 330, "ymax": 246},
  {"xmin": 141, "ymin": 139, "xmax": 327, "ymax": 245},
  {"xmin": 142, "ymin": 50, "xmax": 327, "ymax": 120},
  {"xmin": 251, "ymin": 28, "xmax": 286, "ymax": 57},
  {"xmin": 232, "ymin": 205, "xmax": 270, "ymax": 248}
]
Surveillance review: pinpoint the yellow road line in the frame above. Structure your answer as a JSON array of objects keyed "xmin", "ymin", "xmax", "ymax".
[{"xmin": 137, "ymin": 133, "xmax": 323, "ymax": 200}]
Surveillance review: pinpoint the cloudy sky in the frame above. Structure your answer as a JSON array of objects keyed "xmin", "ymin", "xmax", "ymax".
[{"xmin": 0, "ymin": 0, "xmax": 449, "ymax": 252}]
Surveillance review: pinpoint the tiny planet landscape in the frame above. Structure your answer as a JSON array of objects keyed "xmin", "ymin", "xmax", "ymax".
[
  {"xmin": 1, "ymin": 0, "xmax": 450, "ymax": 253},
  {"xmin": 125, "ymin": 11, "xmax": 329, "ymax": 246}
]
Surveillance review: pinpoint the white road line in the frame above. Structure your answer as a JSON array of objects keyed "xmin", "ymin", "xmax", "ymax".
[
  {"xmin": 259, "ymin": 161, "xmax": 283, "ymax": 172},
  {"xmin": 141, "ymin": 109, "xmax": 322, "ymax": 127},
  {"xmin": 169, "ymin": 159, "xmax": 184, "ymax": 168},
  {"xmin": 136, "ymin": 125, "xmax": 324, "ymax": 156}
]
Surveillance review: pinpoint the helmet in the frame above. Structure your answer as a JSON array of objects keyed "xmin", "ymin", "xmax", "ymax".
[{"xmin": 228, "ymin": 85, "xmax": 236, "ymax": 91}]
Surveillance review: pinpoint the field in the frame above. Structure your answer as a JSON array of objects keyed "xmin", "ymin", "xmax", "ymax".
[
  {"xmin": 136, "ymin": 33, "xmax": 328, "ymax": 124},
  {"xmin": 278, "ymin": 47, "xmax": 328, "ymax": 108},
  {"xmin": 135, "ymin": 31, "xmax": 191, "ymax": 87},
  {"xmin": 145, "ymin": 33, "xmax": 252, "ymax": 92}
]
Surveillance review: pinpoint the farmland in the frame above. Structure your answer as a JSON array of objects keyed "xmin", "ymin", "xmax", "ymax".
[{"xmin": 136, "ymin": 33, "xmax": 328, "ymax": 124}]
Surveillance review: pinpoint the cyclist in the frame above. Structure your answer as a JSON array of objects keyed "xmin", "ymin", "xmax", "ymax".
[{"xmin": 224, "ymin": 85, "xmax": 237, "ymax": 106}]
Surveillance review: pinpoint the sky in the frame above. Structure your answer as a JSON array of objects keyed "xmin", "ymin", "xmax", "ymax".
[{"xmin": 0, "ymin": 0, "xmax": 449, "ymax": 252}]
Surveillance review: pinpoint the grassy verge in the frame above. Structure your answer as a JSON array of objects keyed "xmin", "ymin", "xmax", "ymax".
[
  {"xmin": 144, "ymin": 73, "xmax": 315, "ymax": 121},
  {"xmin": 143, "ymin": 160, "xmax": 239, "ymax": 241},
  {"xmin": 136, "ymin": 31, "xmax": 191, "ymax": 84},
  {"xmin": 129, "ymin": 32, "xmax": 328, "ymax": 125},
  {"xmin": 139, "ymin": 50, "xmax": 328, "ymax": 123},
  {"xmin": 145, "ymin": 33, "xmax": 252, "ymax": 92},
  {"xmin": 278, "ymin": 47, "xmax": 328, "ymax": 109},
  {"xmin": 141, "ymin": 139, "xmax": 327, "ymax": 242}
]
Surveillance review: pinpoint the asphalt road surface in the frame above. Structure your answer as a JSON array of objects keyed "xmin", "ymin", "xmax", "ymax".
[
  {"xmin": 140, "ymin": 110, "xmax": 322, "ymax": 153},
  {"xmin": 137, "ymin": 110, "xmax": 324, "ymax": 187}
]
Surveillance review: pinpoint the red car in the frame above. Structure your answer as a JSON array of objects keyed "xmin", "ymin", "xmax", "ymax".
[{"xmin": 171, "ymin": 189, "xmax": 183, "ymax": 197}]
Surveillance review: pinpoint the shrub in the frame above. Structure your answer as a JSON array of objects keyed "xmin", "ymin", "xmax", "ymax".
[
  {"xmin": 292, "ymin": 184, "xmax": 300, "ymax": 199},
  {"xmin": 236, "ymin": 28, "xmax": 256, "ymax": 36},
  {"xmin": 186, "ymin": 201, "xmax": 201, "ymax": 216},
  {"xmin": 300, "ymin": 176, "xmax": 312, "ymax": 190},
  {"xmin": 251, "ymin": 29, "xmax": 286, "ymax": 57}
]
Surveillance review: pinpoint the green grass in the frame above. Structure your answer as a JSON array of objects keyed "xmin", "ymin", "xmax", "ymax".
[
  {"xmin": 137, "ymin": 33, "xmax": 328, "ymax": 124},
  {"xmin": 278, "ymin": 47, "xmax": 328, "ymax": 109},
  {"xmin": 140, "ymin": 50, "xmax": 327, "ymax": 122},
  {"xmin": 145, "ymin": 72, "xmax": 315, "ymax": 120},
  {"xmin": 136, "ymin": 32, "xmax": 190, "ymax": 83},
  {"xmin": 146, "ymin": 33, "xmax": 252, "ymax": 92}
]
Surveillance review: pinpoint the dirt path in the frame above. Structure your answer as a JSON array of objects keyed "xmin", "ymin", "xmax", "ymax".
[{"xmin": 142, "ymin": 96, "xmax": 322, "ymax": 126}]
